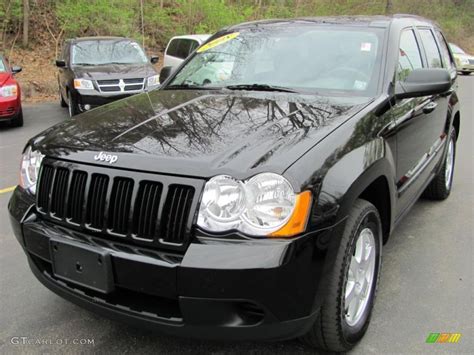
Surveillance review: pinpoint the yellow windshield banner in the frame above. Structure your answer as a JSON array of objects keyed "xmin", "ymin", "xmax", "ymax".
[{"xmin": 197, "ymin": 32, "xmax": 240, "ymax": 53}]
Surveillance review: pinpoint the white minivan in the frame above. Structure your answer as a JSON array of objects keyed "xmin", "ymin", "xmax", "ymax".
[{"xmin": 163, "ymin": 35, "xmax": 211, "ymax": 69}]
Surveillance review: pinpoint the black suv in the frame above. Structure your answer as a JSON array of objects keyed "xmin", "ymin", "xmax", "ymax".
[
  {"xmin": 9, "ymin": 16, "xmax": 460, "ymax": 351},
  {"xmin": 56, "ymin": 37, "xmax": 159, "ymax": 116}
]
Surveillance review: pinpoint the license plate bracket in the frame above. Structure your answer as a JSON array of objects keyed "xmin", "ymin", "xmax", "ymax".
[{"xmin": 50, "ymin": 238, "xmax": 114, "ymax": 294}]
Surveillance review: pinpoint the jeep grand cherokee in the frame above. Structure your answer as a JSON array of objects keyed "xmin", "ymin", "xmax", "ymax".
[{"xmin": 9, "ymin": 15, "xmax": 460, "ymax": 352}]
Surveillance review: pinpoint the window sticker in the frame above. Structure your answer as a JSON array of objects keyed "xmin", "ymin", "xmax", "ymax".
[
  {"xmin": 360, "ymin": 42, "xmax": 372, "ymax": 52},
  {"xmin": 353, "ymin": 80, "xmax": 368, "ymax": 90},
  {"xmin": 197, "ymin": 32, "xmax": 240, "ymax": 53}
]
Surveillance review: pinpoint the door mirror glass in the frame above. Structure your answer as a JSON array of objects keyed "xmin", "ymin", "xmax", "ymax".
[
  {"xmin": 56, "ymin": 60, "xmax": 66, "ymax": 68},
  {"xmin": 159, "ymin": 66, "xmax": 174, "ymax": 84},
  {"xmin": 11, "ymin": 65, "xmax": 22, "ymax": 74},
  {"xmin": 150, "ymin": 55, "xmax": 159, "ymax": 64},
  {"xmin": 395, "ymin": 68, "xmax": 451, "ymax": 99}
]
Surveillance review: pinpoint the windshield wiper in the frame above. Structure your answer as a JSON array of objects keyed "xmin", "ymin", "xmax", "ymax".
[
  {"xmin": 164, "ymin": 83, "xmax": 218, "ymax": 90},
  {"xmin": 73, "ymin": 63, "xmax": 97, "ymax": 66},
  {"xmin": 225, "ymin": 84, "xmax": 298, "ymax": 93}
]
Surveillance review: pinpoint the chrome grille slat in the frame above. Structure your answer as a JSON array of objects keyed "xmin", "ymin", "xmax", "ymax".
[
  {"xmin": 36, "ymin": 161, "xmax": 198, "ymax": 251},
  {"xmin": 96, "ymin": 78, "xmax": 145, "ymax": 93}
]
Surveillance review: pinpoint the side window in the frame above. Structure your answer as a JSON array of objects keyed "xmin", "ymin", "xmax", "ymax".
[
  {"xmin": 166, "ymin": 39, "xmax": 180, "ymax": 57},
  {"xmin": 397, "ymin": 30, "xmax": 423, "ymax": 81},
  {"xmin": 435, "ymin": 30, "xmax": 455, "ymax": 70},
  {"xmin": 188, "ymin": 40, "xmax": 199, "ymax": 54},
  {"xmin": 419, "ymin": 29, "xmax": 442, "ymax": 68},
  {"xmin": 176, "ymin": 39, "xmax": 194, "ymax": 59}
]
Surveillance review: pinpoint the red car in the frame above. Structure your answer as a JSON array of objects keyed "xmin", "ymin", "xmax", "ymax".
[{"xmin": 0, "ymin": 55, "xmax": 23, "ymax": 126}]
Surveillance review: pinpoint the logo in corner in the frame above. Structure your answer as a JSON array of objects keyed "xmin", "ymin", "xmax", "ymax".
[
  {"xmin": 94, "ymin": 151, "xmax": 118, "ymax": 164},
  {"xmin": 426, "ymin": 332, "xmax": 462, "ymax": 344}
]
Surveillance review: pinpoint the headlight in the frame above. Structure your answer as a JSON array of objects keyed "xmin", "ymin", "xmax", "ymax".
[
  {"xmin": 20, "ymin": 146, "xmax": 44, "ymax": 194},
  {"xmin": 147, "ymin": 74, "xmax": 160, "ymax": 87},
  {"xmin": 0, "ymin": 84, "xmax": 18, "ymax": 98},
  {"xmin": 197, "ymin": 173, "xmax": 312, "ymax": 237},
  {"xmin": 73, "ymin": 78, "xmax": 94, "ymax": 90}
]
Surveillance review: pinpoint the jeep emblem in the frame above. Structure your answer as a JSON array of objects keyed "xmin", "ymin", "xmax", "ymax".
[{"xmin": 94, "ymin": 151, "xmax": 118, "ymax": 164}]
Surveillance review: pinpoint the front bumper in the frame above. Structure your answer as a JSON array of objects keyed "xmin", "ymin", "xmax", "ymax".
[
  {"xmin": 0, "ymin": 96, "xmax": 20, "ymax": 119},
  {"xmin": 9, "ymin": 187, "xmax": 331, "ymax": 341}
]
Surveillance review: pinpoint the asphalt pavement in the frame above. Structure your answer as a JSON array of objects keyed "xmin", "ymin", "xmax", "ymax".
[{"xmin": 0, "ymin": 77, "xmax": 473, "ymax": 354}]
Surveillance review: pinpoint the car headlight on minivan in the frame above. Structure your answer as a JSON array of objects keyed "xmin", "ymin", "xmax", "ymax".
[
  {"xmin": 20, "ymin": 146, "xmax": 44, "ymax": 194},
  {"xmin": 73, "ymin": 78, "xmax": 94, "ymax": 90},
  {"xmin": 147, "ymin": 74, "xmax": 160, "ymax": 87},
  {"xmin": 460, "ymin": 57, "xmax": 470, "ymax": 65},
  {"xmin": 197, "ymin": 173, "xmax": 312, "ymax": 237}
]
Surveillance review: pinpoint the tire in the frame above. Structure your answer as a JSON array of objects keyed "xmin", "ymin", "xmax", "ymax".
[
  {"xmin": 10, "ymin": 108, "xmax": 24, "ymax": 127},
  {"xmin": 461, "ymin": 71, "xmax": 471, "ymax": 75},
  {"xmin": 68, "ymin": 92, "xmax": 78, "ymax": 117},
  {"xmin": 423, "ymin": 129, "xmax": 456, "ymax": 200},
  {"xmin": 301, "ymin": 199, "xmax": 382, "ymax": 352},
  {"xmin": 60, "ymin": 90, "xmax": 67, "ymax": 107}
]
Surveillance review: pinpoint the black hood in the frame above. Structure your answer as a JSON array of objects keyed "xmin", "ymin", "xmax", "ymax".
[
  {"xmin": 72, "ymin": 63, "xmax": 157, "ymax": 80},
  {"xmin": 33, "ymin": 90, "xmax": 371, "ymax": 179}
]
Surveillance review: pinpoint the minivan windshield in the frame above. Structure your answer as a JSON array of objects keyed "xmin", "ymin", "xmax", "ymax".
[
  {"xmin": 72, "ymin": 39, "xmax": 148, "ymax": 66},
  {"xmin": 167, "ymin": 26, "xmax": 384, "ymax": 96}
]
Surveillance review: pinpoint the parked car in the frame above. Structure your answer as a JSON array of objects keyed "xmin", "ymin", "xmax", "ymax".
[
  {"xmin": 449, "ymin": 43, "xmax": 474, "ymax": 75},
  {"xmin": 163, "ymin": 34, "xmax": 210, "ymax": 69},
  {"xmin": 0, "ymin": 55, "xmax": 23, "ymax": 126},
  {"xmin": 10, "ymin": 15, "xmax": 460, "ymax": 352},
  {"xmin": 56, "ymin": 36, "xmax": 160, "ymax": 117}
]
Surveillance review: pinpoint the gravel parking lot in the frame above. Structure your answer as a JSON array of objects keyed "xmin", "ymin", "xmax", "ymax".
[{"xmin": 0, "ymin": 77, "xmax": 473, "ymax": 354}]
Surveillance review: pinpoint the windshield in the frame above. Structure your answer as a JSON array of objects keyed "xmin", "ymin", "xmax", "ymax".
[
  {"xmin": 167, "ymin": 26, "xmax": 384, "ymax": 96},
  {"xmin": 449, "ymin": 44, "xmax": 465, "ymax": 55},
  {"xmin": 72, "ymin": 40, "xmax": 148, "ymax": 65}
]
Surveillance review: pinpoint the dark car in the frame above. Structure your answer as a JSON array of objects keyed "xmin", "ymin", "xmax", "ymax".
[
  {"xmin": 0, "ymin": 55, "xmax": 23, "ymax": 126},
  {"xmin": 9, "ymin": 15, "xmax": 460, "ymax": 351},
  {"xmin": 56, "ymin": 36, "xmax": 159, "ymax": 117}
]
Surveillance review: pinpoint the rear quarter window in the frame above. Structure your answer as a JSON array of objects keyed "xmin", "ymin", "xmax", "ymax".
[
  {"xmin": 418, "ymin": 29, "xmax": 443, "ymax": 68},
  {"xmin": 434, "ymin": 30, "xmax": 455, "ymax": 70}
]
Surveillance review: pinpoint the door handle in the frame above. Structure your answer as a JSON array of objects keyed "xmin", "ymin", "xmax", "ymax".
[{"xmin": 423, "ymin": 101, "xmax": 438, "ymax": 114}]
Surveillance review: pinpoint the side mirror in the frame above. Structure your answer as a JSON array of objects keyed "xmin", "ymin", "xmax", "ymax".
[
  {"xmin": 11, "ymin": 66, "xmax": 22, "ymax": 74},
  {"xmin": 395, "ymin": 68, "xmax": 451, "ymax": 99},
  {"xmin": 159, "ymin": 66, "xmax": 174, "ymax": 84},
  {"xmin": 55, "ymin": 60, "xmax": 66, "ymax": 68},
  {"xmin": 150, "ymin": 55, "xmax": 159, "ymax": 64}
]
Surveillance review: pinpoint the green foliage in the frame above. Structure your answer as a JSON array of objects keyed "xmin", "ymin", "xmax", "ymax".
[
  {"xmin": 2, "ymin": 0, "xmax": 474, "ymax": 51},
  {"xmin": 56, "ymin": 0, "xmax": 139, "ymax": 38}
]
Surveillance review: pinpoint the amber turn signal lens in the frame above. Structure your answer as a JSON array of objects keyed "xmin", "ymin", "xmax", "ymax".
[{"xmin": 268, "ymin": 190, "xmax": 312, "ymax": 238}]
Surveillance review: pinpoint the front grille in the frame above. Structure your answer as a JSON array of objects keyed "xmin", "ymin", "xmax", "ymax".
[
  {"xmin": 36, "ymin": 160, "xmax": 201, "ymax": 251},
  {"xmin": 96, "ymin": 78, "xmax": 145, "ymax": 93}
]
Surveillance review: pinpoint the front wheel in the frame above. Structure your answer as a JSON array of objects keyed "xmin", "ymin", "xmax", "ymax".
[
  {"xmin": 10, "ymin": 108, "xmax": 24, "ymax": 127},
  {"xmin": 301, "ymin": 199, "xmax": 382, "ymax": 352},
  {"xmin": 461, "ymin": 71, "xmax": 471, "ymax": 75},
  {"xmin": 423, "ymin": 129, "xmax": 456, "ymax": 200},
  {"xmin": 68, "ymin": 92, "xmax": 79, "ymax": 117}
]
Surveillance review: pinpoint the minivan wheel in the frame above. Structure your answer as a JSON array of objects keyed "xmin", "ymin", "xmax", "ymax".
[
  {"xmin": 423, "ymin": 129, "xmax": 456, "ymax": 200},
  {"xmin": 301, "ymin": 199, "xmax": 382, "ymax": 352},
  {"xmin": 60, "ymin": 90, "xmax": 67, "ymax": 107},
  {"xmin": 68, "ymin": 93, "xmax": 78, "ymax": 117}
]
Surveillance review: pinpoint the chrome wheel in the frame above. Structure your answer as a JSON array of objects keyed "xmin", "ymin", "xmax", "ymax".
[
  {"xmin": 445, "ymin": 138, "xmax": 454, "ymax": 190},
  {"xmin": 344, "ymin": 227, "xmax": 376, "ymax": 327}
]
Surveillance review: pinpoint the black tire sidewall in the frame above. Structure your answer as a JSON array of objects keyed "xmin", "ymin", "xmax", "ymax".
[{"xmin": 341, "ymin": 206, "xmax": 382, "ymax": 344}]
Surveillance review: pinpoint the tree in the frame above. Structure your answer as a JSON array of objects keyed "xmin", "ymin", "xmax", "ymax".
[
  {"xmin": 385, "ymin": 0, "xmax": 393, "ymax": 14},
  {"xmin": 22, "ymin": 0, "xmax": 28, "ymax": 47}
]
